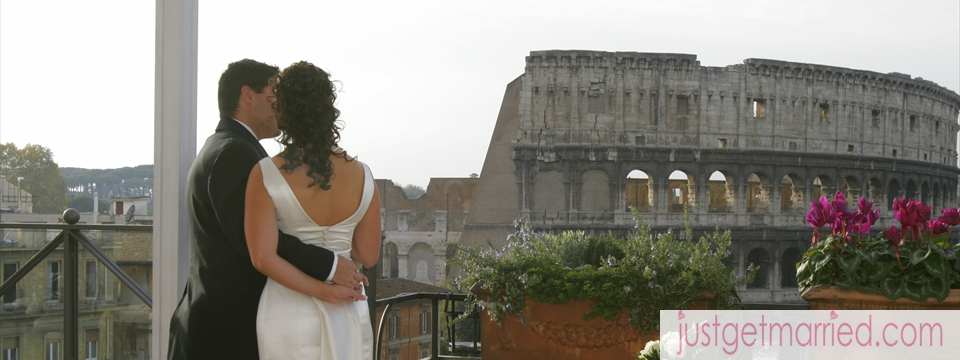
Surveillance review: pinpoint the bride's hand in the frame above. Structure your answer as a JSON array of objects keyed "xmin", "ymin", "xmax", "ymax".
[{"xmin": 315, "ymin": 283, "xmax": 367, "ymax": 303}]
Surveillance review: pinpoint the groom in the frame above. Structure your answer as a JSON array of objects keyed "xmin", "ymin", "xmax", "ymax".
[{"xmin": 167, "ymin": 59, "xmax": 368, "ymax": 360}]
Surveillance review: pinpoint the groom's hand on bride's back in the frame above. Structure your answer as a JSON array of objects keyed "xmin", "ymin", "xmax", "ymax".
[{"xmin": 331, "ymin": 254, "xmax": 370, "ymax": 289}]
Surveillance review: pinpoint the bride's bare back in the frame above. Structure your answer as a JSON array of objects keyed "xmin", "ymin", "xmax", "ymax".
[{"xmin": 270, "ymin": 154, "xmax": 367, "ymax": 227}]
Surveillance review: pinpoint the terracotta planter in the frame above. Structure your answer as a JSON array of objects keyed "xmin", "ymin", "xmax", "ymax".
[
  {"xmin": 471, "ymin": 283, "xmax": 713, "ymax": 360},
  {"xmin": 802, "ymin": 286, "xmax": 960, "ymax": 310}
]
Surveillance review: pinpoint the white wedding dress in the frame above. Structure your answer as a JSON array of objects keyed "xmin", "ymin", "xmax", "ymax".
[{"xmin": 256, "ymin": 157, "xmax": 374, "ymax": 360}]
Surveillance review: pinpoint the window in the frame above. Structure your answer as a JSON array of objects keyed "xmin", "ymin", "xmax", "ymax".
[
  {"xmin": 909, "ymin": 115, "xmax": 917, "ymax": 132},
  {"xmin": 635, "ymin": 135, "xmax": 645, "ymax": 146},
  {"xmin": 115, "ymin": 202, "xmax": 124, "ymax": 215},
  {"xmin": 420, "ymin": 306, "xmax": 430, "ymax": 334},
  {"xmin": 789, "ymin": 142, "xmax": 798, "ymax": 151},
  {"xmin": 45, "ymin": 334, "xmax": 60, "ymax": 360},
  {"xmin": 753, "ymin": 99, "xmax": 766, "ymax": 118},
  {"xmin": 85, "ymin": 261, "xmax": 98, "ymax": 300},
  {"xmin": 47, "ymin": 261, "xmax": 61, "ymax": 302},
  {"xmin": 818, "ymin": 103, "xmax": 829, "ymax": 122},
  {"xmin": 389, "ymin": 314, "xmax": 400, "ymax": 340},
  {"xmin": 2, "ymin": 263, "xmax": 18, "ymax": 305},
  {"xmin": 924, "ymin": 154, "xmax": 927, "ymax": 161},
  {"xmin": 893, "ymin": 149, "xmax": 898, "ymax": 158},
  {"xmin": 85, "ymin": 329, "xmax": 98, "ymax": 360},
  {"xmin": 936, "ymin": 120, "xmax": 940, "ymax": 132},
  {"xmin": 677, "ymin": 96, "xmax": 689, "ymax": 116},
  {"xmin": 419, "ymin": 341, "xmax": 430, "ymax": 359},
  {"xmin": 872, "ymin": 110, "xmax": 881, "ymax": 128},
  {"xmin": 717, "ymin": 139, "xmax": 726, "ymax": 148},
  {"xmin": 847, "ymin": 145, "xmax": 854, "ymax": 154},
  {"xmin": 2, "ymin": 337, "xmax": 18, "ymax": 360}
]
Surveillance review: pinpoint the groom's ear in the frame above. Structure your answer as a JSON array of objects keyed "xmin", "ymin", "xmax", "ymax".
[{"xmin": 239, "ymin": 85, "xmax": 256, "ymax": 106}]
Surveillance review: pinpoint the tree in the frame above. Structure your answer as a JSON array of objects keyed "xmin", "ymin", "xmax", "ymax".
[
  {"xmin": 402, "ymin": 184, "xmax": 426, "ymax": 199},
  {"xmin": 67, "ymin": 195, "xmax": 111, "ymax": 213},
  {"xmin": 0, "ymin": 143, "xmax": 68, "ymax": 213}
]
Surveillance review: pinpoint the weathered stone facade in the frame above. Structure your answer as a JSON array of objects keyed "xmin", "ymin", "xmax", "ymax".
[
  {"xmin": 462, "ymin": 50, "xmax": 960, "ymax": 303},
  {"xmin": 377, "ymin": 178, "xmax": 478, "ymax": 286}
]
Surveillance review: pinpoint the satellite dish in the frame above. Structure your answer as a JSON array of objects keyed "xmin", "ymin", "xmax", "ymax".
[{"xmin": 125, "ymin": 204, "xmax": 136, "ymax": 223}]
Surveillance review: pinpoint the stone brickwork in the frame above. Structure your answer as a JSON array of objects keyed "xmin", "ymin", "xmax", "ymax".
[
  {"xmin": 463, "ymin": 50, "xmax": 960, "ymax": 303},
  {"xmin": 377, "ymin": 178, "xmax": 478, "ymax": 286}
]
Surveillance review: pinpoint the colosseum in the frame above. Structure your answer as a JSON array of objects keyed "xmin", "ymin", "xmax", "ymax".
[{"xmin": 461, "ymin": 50, "xmax": 960, "ymax": 303}]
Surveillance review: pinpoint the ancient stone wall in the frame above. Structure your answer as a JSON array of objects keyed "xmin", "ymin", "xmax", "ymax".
[{"xmin": 462, "ymin": 50, "xmax": 960, "ymax": 302}]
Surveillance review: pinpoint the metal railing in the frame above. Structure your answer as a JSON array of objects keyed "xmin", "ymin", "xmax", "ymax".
[
  {"xmin": 374, "ymin": 292, "xmax": 479, "ymax": 360},
  {"xmin": 0, "ymin": 208, "xmax": 152, "ymax": 360}
]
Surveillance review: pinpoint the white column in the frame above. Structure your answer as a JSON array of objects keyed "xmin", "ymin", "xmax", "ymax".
[{"xmin": 152, "ymin": 0, "xmax": 198, "ymax": 359}]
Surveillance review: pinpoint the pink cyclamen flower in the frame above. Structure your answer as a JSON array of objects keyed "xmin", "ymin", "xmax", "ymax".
[
  {"xmin": 884, "ymin": 226, "xmax": 905, "ymax": 270},
  {"xmin": 884, "ymin": 226, "xmax": 902, "ymax": 243},
  {"xmin": 938, "ymin": 208, "xmax": 960, "ymax": 226},
  {"xmin": 927, "ymin": 220, "xmax": 948, "ymax": 235}
]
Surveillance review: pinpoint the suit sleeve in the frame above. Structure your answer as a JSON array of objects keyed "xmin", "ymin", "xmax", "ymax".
[{"xmin": 208, "ymin": 141, "xmax": 336, "ymax": 281}]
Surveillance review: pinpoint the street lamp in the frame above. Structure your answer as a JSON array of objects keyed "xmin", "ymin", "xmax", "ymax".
[{"xmin": 16, "ymin": 177, "xmax": 23, "ymax": 212}]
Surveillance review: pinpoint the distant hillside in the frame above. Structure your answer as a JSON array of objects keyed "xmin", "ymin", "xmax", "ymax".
[{"xmin": 61, "ymin": 165, "xmax": 153, "ymax": 198}]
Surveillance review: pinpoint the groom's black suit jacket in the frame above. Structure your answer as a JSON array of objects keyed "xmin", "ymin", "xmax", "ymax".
[{"xmin": 168, "ymin": 118, "xmax": 337, "ymax": 359}]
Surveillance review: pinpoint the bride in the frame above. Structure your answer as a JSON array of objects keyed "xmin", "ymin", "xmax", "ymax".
[{"xmin": 244, "ymin": 61, "xmax": 380, "ymax": 360}]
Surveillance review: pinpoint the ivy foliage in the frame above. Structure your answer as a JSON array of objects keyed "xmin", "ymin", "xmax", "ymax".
[
  {"xmin": 797, "ymin": 235, "xmax": 960, "ymax": 302},
  {"xmin": 449, "ymin": 207, "xmax": 755, "ymax": 332}
]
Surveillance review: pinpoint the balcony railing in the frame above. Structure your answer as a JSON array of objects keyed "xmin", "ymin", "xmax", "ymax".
[
  {"xmin": 1, "ymin": 209, "xmax": 152, "ymax": 360},
  {"xmin": 374, "ymin": 292, "xmax": 480, "ymax": 360}
]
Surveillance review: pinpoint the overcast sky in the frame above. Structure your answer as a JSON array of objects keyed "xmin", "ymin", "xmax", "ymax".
[{"xmin": 1, "ymin": 0, "xmax": 958, "ymax": 188}]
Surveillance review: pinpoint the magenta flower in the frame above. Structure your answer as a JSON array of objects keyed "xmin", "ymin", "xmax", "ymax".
[
  {"xmin": 926, "ymin": 220, "xmax": 948, "ymax": 235},
  {"xmin": 938, "ymin": 208, "xmax": 960, "ymax": 226},
  {"xmin": 884, "ymin": 226, "xmax": 905, "ymax": 270}
]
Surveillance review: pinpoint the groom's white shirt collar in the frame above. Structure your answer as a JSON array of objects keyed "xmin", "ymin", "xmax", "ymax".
[
  {"xmin": 231, "ymin": 118, "xmax": 338, "ymax": 282},
  {"xmin": 232, "ymin": 118, "xmax": 258, "ymax": 140}
]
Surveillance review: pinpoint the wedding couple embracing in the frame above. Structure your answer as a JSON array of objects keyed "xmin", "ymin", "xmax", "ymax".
[{"xmin": 167, "ymin": 59, "xmax": 381, "ymax": 360}]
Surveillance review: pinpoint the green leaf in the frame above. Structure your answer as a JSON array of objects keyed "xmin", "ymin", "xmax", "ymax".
[
  {"xmin": 856, "ymin": 249, "xmax": 879, "ymax": 264},
  {"xmin": 836, "ymin": 253, "xmax": 861, "ymax": 273},
  {"xmin": 880, "ymin": 277, "xmax": 905, "ymax": 301},
  {"xmin": 908, "ymin": 246, "xmax": 932, "ymax": 265},
  {"xmin": 902, "ymin": 281, "xmax": 928, "ymax": 302},
  {"xmin": 922, "ymin": 256, "xmax": 947, "ymax": 279},
  {"xmin": 815, "ymin": 254, "xmax": 834, "ymax": 272},
  {"xmin": 836, "ymin": 274, "xmax": 857, "ymax": 290},
  {"xmin": 936, "ymin": 278, "xmax": 951, "ymax": 303}
]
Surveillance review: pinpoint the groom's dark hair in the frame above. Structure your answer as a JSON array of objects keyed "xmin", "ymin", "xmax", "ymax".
[{"xmin": 218, "ymin": 59, "xmax": 280, "ymax": 119}]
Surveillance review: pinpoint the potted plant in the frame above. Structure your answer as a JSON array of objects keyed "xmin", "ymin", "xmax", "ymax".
[
  {"xmin": 450, "ymin": 208, "xmax": 754, "ymax": 359},
  {"xmin": 797, "ymin": 191, "xmax": 960, "ymax": 309}
]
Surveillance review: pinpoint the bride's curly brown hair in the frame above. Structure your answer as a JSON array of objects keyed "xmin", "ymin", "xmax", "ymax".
[{"xmin": 273, "ymin": 61, "xmax": 351, "ymax": 190}]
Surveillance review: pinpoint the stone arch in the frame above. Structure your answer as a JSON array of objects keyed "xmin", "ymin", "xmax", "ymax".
[
  {"xmin": 746, "ymin": 247, "xmax": 770, "ymax": 289},
  {"xmin": 780, "ymin": 247, "xmax": 802, "ymax": 288},
  {"xmin": 867, "ymin": 177, "xmax": 884, "ymax": 203},
  {"xmin": 708, "ymin": 170, "xmax": 735, "ymax": 213},
  {"xmin": 905, "ymin": 179, "xmax": 918, "ymax": 201},
  {"xmin": 840, "ymin": 176, "xmax": 861, "ymax": 210},
  {"xmin": 581, "ymin": 169, "xmax": 611, "ymax": 212},
  {"xmin": 887, "ymin": 178, "xmax": 902, "ymax": 210},
  {"xmin": 385, "ymin": 242, "xmax": 399, "ymax": 278},
  {"xmin": 745, "ymin": 172, "xmax": 772, "ymax": 213},
  {"xmin": 407, "ymin": 242, "xmax": 436, "ymax": 284},
  {"xmin": 625, "ymin": 169, "xmax": 653, "ymax": 212},
  {"xmin": 921, "ymin": 181, "xmax": 931, "ymax": 205},
  {"xmin": 780, "ymin": 173, "xmax": 805, "ymax": 214},
  {"xmin": 667, "ymin": 170, "xmax": 696, "ymax": 213},
  {"xmin": 932, "ymin": 182, "xmax": 941, "ymax": 210},
  {"xmin": 534, "ymin": 170, "xmax": 566, "ymax": 211},
  {"xmin": 812, "ymin": 174, "xmax": 835, "ymax": 201}
]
